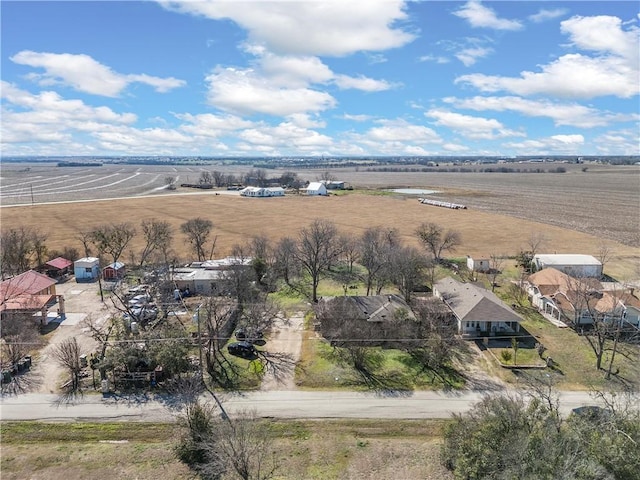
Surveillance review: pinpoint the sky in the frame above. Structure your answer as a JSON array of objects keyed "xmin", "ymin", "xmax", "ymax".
[{"xmin": 1, "ymin": 1, "xmax": 639, "ymax": 157}]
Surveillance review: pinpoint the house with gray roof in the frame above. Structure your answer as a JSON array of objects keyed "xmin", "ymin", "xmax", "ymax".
[{"xmin": 433, "ymin": 277, "xmax": 522, "ymax": 338}]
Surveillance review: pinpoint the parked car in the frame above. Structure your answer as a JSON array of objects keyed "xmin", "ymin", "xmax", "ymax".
[
  {"xmin": 123, "ymin": 305, "xmax": 158, "ymax": 323},
  {"xmin": 128, "ymin": 293, "xmax": 151, "ymax": 307},
  {"xmin": 227, "ymin": 341, "xmax": 258, "ymax": 360},
  {"xmin": 235, "ymin": 328, "xmax": 264, "ymax": 343}
]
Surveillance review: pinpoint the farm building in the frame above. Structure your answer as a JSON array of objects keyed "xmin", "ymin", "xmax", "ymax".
[
  {"xmin": 433, "ymin": 277, "xmax": 522, "ymax": 338},
  {"xmin": 40, "ymin": 257, "xmax": 73, "ymax": 279},
  {"xmin": 532, "ymin": 254, "xmax": 602, "ymax": 278},
  {"xmin": 0, "ymin": 270, "xmax": 62, "ymax": 325},
  {"xmin": 172, "ymin": 268, "xmax": 224, "ymax": 295},
  {"xmin": 467, "ymin": 256, "xmax": 490, "ymax": 273},
  {"xmin": 304, "ymin": 182, "xmax": 328, "ymax": 196},
  {"xmin": 239, "ymin": 186, "xmax": 285, "ymax": 197},
  {"xmin": 74, "ymin": 257, "xmax": 100, "ymax": 282},
  {"xmin": 103, "ymin": 262, "xmax": 126, "ymax": 280},
  {"xmin": 322, "ymin": 180, "xmax": 346, "ymax": 190}
]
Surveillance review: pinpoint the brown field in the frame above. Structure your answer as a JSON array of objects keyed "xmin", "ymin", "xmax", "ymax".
[
  {"xmin": 1, "ymin": 162, "xmax": 638, "ymax": 279},
  {"xmin": 0, "ymin": 420, "xmax": 452, "ymax": 480}
]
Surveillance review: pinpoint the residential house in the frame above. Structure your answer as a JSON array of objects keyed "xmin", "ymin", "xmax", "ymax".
[
  {"xmin": 433, "ymin": 277, "xmax": 522, "ymax": 337},
  {"xmin": 74, "ymin": 257, "xmax": 100, "ymax": 281},
  {"xmin": 172, "ymin": 256, "xmax": 253, "ymax": 295},
  {"xmin": 527, "ymin": 267, "xmax": 640, "ymax": 327},
  {"xmin": 103, "ymin": 262, "xmax": 126, "ymax": 281},
  {"xmin": 304, "ymin": 182, "xmax": 328, "ymax": 196},
  {"xmin": 532, "ymin": 254, "xmax": 602, "ymax": 278},
  {"xmin": 239, "ymin": 186, "xmax": 285, "ymax": 197},
  {"xmin": 0, "ymin": 270, "xmax": 61, "ymax": 325}
]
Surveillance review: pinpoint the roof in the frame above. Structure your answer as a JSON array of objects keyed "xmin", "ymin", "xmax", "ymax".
[
  {"xmin": 46, "ymin": 257, "xmax": 72, "ymax": 270},
  {"xmin": 320, "ymin": 294, "xmax": 413, "ymax": 323},
  {"xmin": 0, "ymin": 270, "xmax": 57, "ymax": 299},
  {"xmin": 74, "ymin": 257, "xmax": 99, "ymax": 265},
  {"xmin": 0, "ymin": 294, "xmax": 54, "ymax": 312},
  {"xmin": 104, "ymin": 262, "xmax": 125, "ymax": 270},
  {"xmin": 305, "ymin": 182, "xmax": 326, "ymax": 191},
  {"xmin": 528, "ymin": 268, "xmax": 603, "ymax": 293},
  {"xmin": 534, "ymin": 254, "xmax": 602, "ymax": 266},
  {"xmin": 172, "ymin": 268, "xmax": 224, "ymax": 282},
  {"xmin": 434, "ymin": 277, "xmax": 522, "ymax": 323}
]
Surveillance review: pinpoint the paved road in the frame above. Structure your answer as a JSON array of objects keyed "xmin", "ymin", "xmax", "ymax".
[{"xmin": 0, "ymin": 390, "xmax": 608, "ymax": 422}]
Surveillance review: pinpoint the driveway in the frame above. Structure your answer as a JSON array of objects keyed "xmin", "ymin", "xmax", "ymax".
[{"xmin": 260, "ymin": 312, "xmax": 305, "ymax": 391}]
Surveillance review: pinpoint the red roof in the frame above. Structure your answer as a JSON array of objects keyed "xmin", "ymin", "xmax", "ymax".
[
  {"xmin": 0, "ymin": 270, "xmax": 57, "ymax": 299},
  {"xmin": 46, "ymin": 257, "xmax": 72, "ymax": 270},
  {"xmin": 0, "ymin": 294, "xmax": 53, "ymax": 312}
]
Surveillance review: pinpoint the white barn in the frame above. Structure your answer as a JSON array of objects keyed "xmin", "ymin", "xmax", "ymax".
[
  {"xmin": 466, "ymin": 256, "xmax": 490, "ymax": 273},
  {"xmin": 532, "ymin": 254, "xmax": 602, "ymax": 278},
  {"xmin": 304, "ymin": 182, "xmax": 327, "ymax": 196}
]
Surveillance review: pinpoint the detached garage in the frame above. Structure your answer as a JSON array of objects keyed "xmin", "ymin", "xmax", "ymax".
[{"xmin": 74, "ymin": 257, "xmax": 100, "ymax": 282}]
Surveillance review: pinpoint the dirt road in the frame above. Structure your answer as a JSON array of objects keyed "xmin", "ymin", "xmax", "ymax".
[{"xmin": 260, "ymin": 312, "xmax": 305, "ymax": 391}]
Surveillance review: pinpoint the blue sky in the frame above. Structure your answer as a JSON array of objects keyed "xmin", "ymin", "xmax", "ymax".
[{"xmin": 1, "ymin": 1, "xmax": 638, "ymax": 157}]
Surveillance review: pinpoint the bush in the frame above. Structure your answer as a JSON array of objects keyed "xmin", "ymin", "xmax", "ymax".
[{"xmin": 500, "ymin": 350, "xmax": 512, "ymax": 363}]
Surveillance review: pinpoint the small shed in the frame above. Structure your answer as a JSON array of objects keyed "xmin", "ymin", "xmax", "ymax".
[
  {"xmin": 467, "ymin": 256, "xmax": 490, "ymax": 273},
  {"xmin": 42, "ymin": 257, "xmax": 73, "ymax": 278},
  {"xmin": 103, "ymin": 262, "xmax": 126, "ymax": 280},
  {"xmin": 74, "ymin": 257, "xmax": 100, "ymax": 282},
  {"xmin": 305, "ymin": 182, "xmax": 328, "ymax": 196}
]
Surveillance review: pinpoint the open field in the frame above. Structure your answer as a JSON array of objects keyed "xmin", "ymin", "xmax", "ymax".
[
  {"xmin": 0, "ymin": 420, "xmax": 452, "ymax": 480},
  {"xmin": 1, "ymin": 184, "xmax": 638, "ymax": 280},
  {"xmin": 1, "ymin": 162, "xmax": 638, "ymax": 249}
]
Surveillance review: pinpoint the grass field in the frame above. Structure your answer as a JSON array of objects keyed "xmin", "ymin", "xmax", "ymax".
[{"xmin": 0, "ymin": 420, "xmax": 453, "ymax": 480}]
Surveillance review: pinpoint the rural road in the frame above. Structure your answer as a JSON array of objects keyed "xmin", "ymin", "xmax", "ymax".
[{"xmin": 0, "ymin": 390, "xmax": 613, "ymax": 422}]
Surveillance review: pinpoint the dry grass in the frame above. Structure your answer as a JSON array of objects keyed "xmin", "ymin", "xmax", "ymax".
[
  {"xmin": 0, "ymin": 420, "xmax": 453, "ymax": 480},
  {"xmin": 2, "ymin": 191, "xmax": 637, "ymax": 279}
]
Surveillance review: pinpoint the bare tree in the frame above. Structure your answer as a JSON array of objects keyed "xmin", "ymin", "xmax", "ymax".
[
  {"xmin": 138, "ymin": 219, "xmax": 173, "ymax": 267},
  {"xmin": 52, "ymin": 337, "xmax": 84, "ymax": 392},
  {"xmin": 338, "ymin": 233, "xmax": 359, "ymax": 274},
  {"xmin": 390, "ymin": 245, "xmax": 428, "ymax": 303},
  {"xmin": 90, "ymin": 223, "xmax": 137, "ymax": 266},
  {"xmin": 488, "ymin": 253, "xmax": 505, "ymax": 292},
  {"xmin": 359, "ymin": 227, "xmax": 399, "ymax": 296},
  {"xmin": 199, "ymin": 171, "xmax": 214, "ymax": 185},
  {"xmin": 415, "ymin": 222, "xmax": 461, "ymax": 262},
  {"xmin": 212, "ymin": 170, "xmax": 226, "ymax": 187},
  {"xmin": 273, "ymin": 237, "xmax": 298, "ymax": 287},
  {"xmin": 294, "ymin": 219, "xmax": 341, "ymax": 303},
  {"xmin": 526, "ymin": 231, "xmax": 548, "ymax": 258},
  {"xmin": 596, "ymin": 241, "xmax": 614, "ymax": 274},
  {"xmin": 181, "ymin": 218, "xmax": 214, "ymax": 262},
  {"xmin": 0, "ymin": 226, "xmax": 40, "ymax": 278},
  {"xmin": 317, "ymin": 170, "xmax": 336, "ymax": 183},
  {"xmin": 76, "ymin": 229, "xmax": 94, "ymax": 258}
]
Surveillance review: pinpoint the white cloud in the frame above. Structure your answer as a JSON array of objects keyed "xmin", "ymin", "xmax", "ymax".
[
  {"xmin": 455, "ymin": 14, "xmax": 640, "ymax": 99},
  {"xmin": 454, "ymin": 1, "xmax": 523, "ymax": 31},
  {"xmin": 205, "ymin": 67, "xmax": 336, "ymax": 116},
  {"xmin": 503, "ymin": 134, "xmax": 584, "ymax": 154},
  {"xmin": 529, "ymin": 8, "xmax": 568, "ymax": 23},
  {"xmin": 342, "ymin": 113, "xmax": 374, "ymax": 122},
  {"xmin": 445, "ymin": 95, "xmax": 639, "ymax": 128},
  {"xmin": 333, "ymin": 74, "xmax": 395, "ymax": 92},
  {"xmin": 10, "ymin": 51, "xmax": 185, "ymax": 97},
  {"xmin": 593, "ymin": 128, "xmax": 640, "ymax": 155},
  {"xmin": 367, "ymin": 119, "xmax": 441, "ymax": 143},
  {"xmin": 418, "ymin": 54, "xmax": 450, "ymax": 64},
  {"xmin": 455, "ymin": 46, "xmax": 493, "ymax": 66},
  {"xmin": 239, "ymin": 121, "xmax": 333, "ymax": 150},
  {"xmin": 158, "ymin": 0, "xmax": 416, "ymax": 56},
  {"xmin": 176, "ymin": 113, "xmax": 254, "ymax": 138},
  {"xmin": 259, "ymin": 53, "xmax": 333, "ymax": 87},
  {"xmin": 425, "ymin": 109, "xmax": 524, "ymax": 139}
]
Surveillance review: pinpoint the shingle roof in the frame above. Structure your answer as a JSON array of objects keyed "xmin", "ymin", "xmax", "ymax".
[
  {"xmin": 321, "ymin": 294, "xmax": 413, "ymax": 322},
  {"xmin": 434, "ymin": 277, "xmax": 522, "ymax": 323}
]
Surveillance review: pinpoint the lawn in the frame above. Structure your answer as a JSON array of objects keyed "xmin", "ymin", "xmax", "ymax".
[{"xmin": 0, "ymin": 420, "xmax": 453, "ymax": 480}]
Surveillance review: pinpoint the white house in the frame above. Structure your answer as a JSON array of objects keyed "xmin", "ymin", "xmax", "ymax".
[
  {"xmin": 304, "ymin": 182, "xmax": 327, "ymax": 196},
  {"xmin": 434, "ymin": 277, "xmax": 522, "ymax": 337},
  {"xmin": 532, "ymin": 254, "xmax": 602, "ymax": 278},
  {"xmin": 466, "ymin": 256, "xmax": 490, "ymax": 273},
  {"xmin": 239, "ymin": 186, "xmax": 285, "ymax": 197}
]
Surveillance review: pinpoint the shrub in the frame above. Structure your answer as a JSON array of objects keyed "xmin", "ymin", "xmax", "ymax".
[{"xmin": 500, "ymin": 350, "xmax": 512, "ymax": 363}]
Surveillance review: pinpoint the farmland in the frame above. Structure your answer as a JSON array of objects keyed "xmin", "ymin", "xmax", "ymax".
[{"xmin": 1, "ymin": 161, "xmax": 638, "ymax": 278}]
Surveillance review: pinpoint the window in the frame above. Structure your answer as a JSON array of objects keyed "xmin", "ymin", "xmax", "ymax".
[{"xmin": 85, "ymin": 267, "xmax": 92, "ymax": 273}]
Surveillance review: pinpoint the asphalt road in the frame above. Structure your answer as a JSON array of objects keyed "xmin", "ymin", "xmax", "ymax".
[{"xmin": 0, "ymin": 390, "xmax": 611, "ymax": 422}]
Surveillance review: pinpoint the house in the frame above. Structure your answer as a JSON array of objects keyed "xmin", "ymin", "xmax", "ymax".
[
  {"xmin": 172, "ymin": 256, "xmax": 253, "ymax": 295},
  {"xmin": 320, "ymin": 294, "xmax": 414, "ymax": 323},
  {"xmin": 74, "ymin": 257, "xmax": 100, "ymax": 282},
  {"xmin": 466, "ymin": 256, "xmax": 490, "ymax": 273},
  {"xmin": 433, "ymin": 277, "xmax": 522, "ymax": 337},
  {"xmin": 304, "ymin": 182, "xmax": 328, "ymax": 196},
  {"xmin": 532, "ymin": 254, "xmax": 602, "ymax": 278},
  {"xmin": 0, "ymin": 270, "xmax": 61, "ymax": 325},
  {"xmin": 322, "ymin": 180, "xmax": 346, "ymax": 190},
  {"xmin": 239, "ymin": 186, "xmax": 285, "ymax": 197},
  {"xmin": 527, "ymin": 268, "xmax": 640, "ymax": 327},
  {"xmin": 103, "ymin": 262, "xmax": 126, "ymax": 281}
]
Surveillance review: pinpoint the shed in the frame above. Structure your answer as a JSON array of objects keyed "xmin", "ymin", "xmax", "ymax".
[
  {"xmin": 74, "ymin": 257, "xmax": 100, "ymax": 282},
  {"xmin": 103, "ymin": 262, "xmax": 126, "ymax": 280},
  {"xmin": 466, "ymin": 256, "xmax": 490, "ymax": 273},
  {"xmin": 532, "ymin": 254, "xmax": 602, "ymax": 278},
  {"xmin": 42, "ymin": 257, "xmax": 73, "ymax": 278},
  {"xmin": 304, "ymin": 182, "xmax": 328, "ymax": 196}
]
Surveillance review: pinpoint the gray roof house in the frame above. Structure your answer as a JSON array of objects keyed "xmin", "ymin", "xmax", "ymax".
[{"xmin": 433, "ymin": 277, "xmax": 522, "ymax": 338}]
